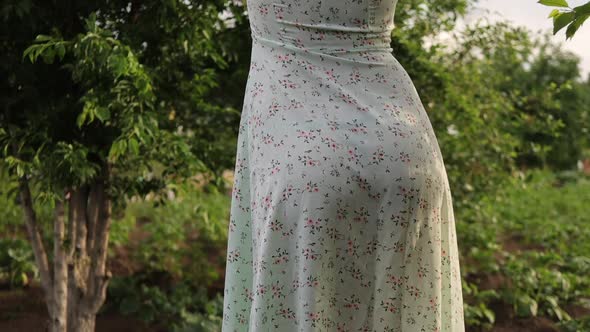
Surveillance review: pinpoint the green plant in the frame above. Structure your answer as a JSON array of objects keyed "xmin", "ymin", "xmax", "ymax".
[
  {"xmin": 105, "ymin": 275, "xmax": 222, "ymax": 331},
  {"xmin": 462, "ymin": 281, "xmax": 498, "ymax": 330},
  {"xmin": 0, "ymin": 239, "xmax": 38, "ymax": 288},
  {"xmin": 538, "ymin": 0, "xmax": 590, "ymax": 39}
]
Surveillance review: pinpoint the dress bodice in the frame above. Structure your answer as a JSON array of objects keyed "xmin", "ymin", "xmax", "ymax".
[{"xmin": 246, "ymin": 0, "xmax": 398, "ymax": 55}]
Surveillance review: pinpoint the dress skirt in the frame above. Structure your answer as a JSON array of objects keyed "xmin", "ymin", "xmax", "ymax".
[{"xmin": 222, "ymin": 0, "xmax": 465, "ymax": 331}]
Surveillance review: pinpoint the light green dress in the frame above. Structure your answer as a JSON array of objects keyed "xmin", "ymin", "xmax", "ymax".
[{"xmin": 222, "ymin": 0, "xmax": 466, "ymax": 330}]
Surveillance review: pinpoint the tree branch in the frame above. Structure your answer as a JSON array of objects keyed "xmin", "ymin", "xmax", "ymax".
[{"xmin": 18, "ymin": 178, "xmax": 54, "ymax": 317}]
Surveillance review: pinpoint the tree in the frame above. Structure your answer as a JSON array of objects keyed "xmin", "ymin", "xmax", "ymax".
[
  {"xmin": 0, "ymin": 0, "xmax": 245, "ymax": 331},
  {"xmin": 538, "ymin": 0, "xmax": 590, "ymax": 39}
]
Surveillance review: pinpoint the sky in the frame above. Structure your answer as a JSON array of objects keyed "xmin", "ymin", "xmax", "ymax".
[{"xmin": 463, "ymin": 0, "xmax": 590, "ymax": 77}]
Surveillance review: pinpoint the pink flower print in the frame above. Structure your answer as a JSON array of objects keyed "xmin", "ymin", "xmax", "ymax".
[
  {"xmin": 390, "ymin": 214, "xmax": 408, "ymax": 227},
  {"xmin": 336, "ymin": 205, "xmax": 348, "ymax": 221},
  {"xmin": 325, "ymin": 68, "xmax": 338, "ymax": 82},
  {"xmin": 429, "ymin": 296, "xmax": 439, "ymax": 313},
  {"xmin": 262, "ymin": 132, "xmax": 274, "ymax": 145},
  {"xmin": 398, "ymin": 151, "xmax": 411, "ymax": 164},
  {"xmin": 297, "ymin": 59, "xmax": 317, "ymax": 73},
  {"xmin": 268, "ymin": 159, "xmax": 281, "ymax": 175},
  {"xmin": 417, "ymin": 264, "xmax": 428, "ymax": 279},
  {"xmin": 365, "ymin": 239, "xmax": 378, "ymax": 255},
  {"xmin": 322, "ymin": 136, "xmax": 341, "ymax": 152},
  {"xmin": 305, "ymin": 180, "xmax": 319, "ymax": 192},
  {"xmin": 354, "ymin": 175, "xmax": 371, "ymax": 192},
  {"xmin": 231, "ymin": 186, "xmax": 241, "ymax": 201},
  {"xmin": 262, "ymin": 193, "xmax": 272, "ymax": 209},
  {"xmin": 257, "ymin": 4, "xmax": 269, "ymax": 16},
  {"xmin": 339, "ymin": 92, "xmax": 358, "ymax": 106},
  {"xmin": 353, "ymin": 206, "xmax": 370, "ymax": 224},
  {"xmin": 304, "ymin": 274, "xmax": 319, "ymax": 287},
  {"xmin": 251, "ymin": 82, "xmax": 264, "ymax": 97},
  {"xmin": 388, "ymin": 124, "xmax": 407, "ymax": 138},
  {"xmin": 253, "ymin": 258, "xmax": 267, "ymax": 274},
  {"xmin": 277, "ymin": 53, "xmax": 292, "ymax": 66},
  {"xmin": 302, "ymin": 247, "xmax": 319, "ymax": 261},
  {"xmin": 281, "ymin": 184, "xmax": 295, "ymax": 201},
  {"xmin": 269, "ymin": 219, "xmax": 284, "ymax": 232},
  {"xmin": 272, "ymin": 248, "xmax": 289, "ymax": 265},
  {"xmin": 228, "ymin": 219, "xmax": 236, "ymax": 233},
  {"xmin": 271, "ymin": 282, "xmax": 285, "ymax": 299},
  {"xmin": 346, "ymin": 146, "xmax": 362, "ymax": 164},
  {"xmin": 360, "ymin": 36, "xmax": 376, "ymax": 47},
  {"xmin": 299, "ymin": 153, "xmax": 320, "ymax": 166},
  {"xmin": 311, "ymin": 30, "xmax": 326, "ymax": 41},
  {"xmin": 347, "ymin": 119, "xmax": 368, "ymax": 134},
  {"xmin": 326, "ymin": 227, "xmax": 343, "ymax": 240},
  {"xmin": 277, "ymin": 306, "xmax": 296, "ymax": 320},
  {"xmin": 357, "ymin": 105, "xmax": 370, "ymax": 112},
  {"xmin": 383, "ymin": 103, "xmax": 401, "ymax": 116},
  {"xmin": 346, "ymin": 238, "xmax": 359, "ymax": 256},
  {"xmin": 237, "ymin": 313, "xmax": 248, "ymax": 325},
  {"xmin": 396, "ymin": 185, "xmax": 418, "ymax": 204},
  {"xmin": 249, "ymin": 113, "xmax": 264, "ymax": 129},
  {"xmin": 281, "ymin": 227, "xmax": 294, "ymax": 240},
  {"xmin": 279, "ymin": 79, "xmax": 299, "ymax": 89},
  {"xmin": 327, "ymin": 120, "xmax": 340, "ymax": 131},
  {"xmin": 297, "ymin": 129, "xmax": 319, "ymax": 143},
  {"xmin": 391, "ymin": 241, "xmax": 405, "ymax": 253},
  {"xmin": 406, "ymin": 113, "xmax": 416, "ymax": 124},
  {"xmin": 381, "ymin": 299, "xmax": 398, "ymax": 313},
  {"xmin": 372, "ymin": 72, "xmax": 388, "ymax": 84},
  {"xmin": 336, "ymin": 322, "xmax": 349, "ymax": 332},
  {"xmin": 344, "ymin": 294, "xmax": 361, "ymax": 310},
  {"xmin": 242, "ymin": 287, "xmax": 254, "ymax": 302},
  {"xmin": 371, "ymin": 146, "xmax": 385, "ymax": 164},
  {"xmin": 287, "ymin": 98, "xmax": 304, "ymax": 110},
  {"xmin": 406, "ymin": 284, "xmax": 421, "ymax": 299},
  {"xmin": 269, "ymin": 100, "xmax": 281, "ymax": 116},
  {"xmin": 419, "ymin": 198, "xmax": 429, "ymax": 209},
  {"xmin": 274, "ymin": 6, "xmax": 285, "ymax": 20},
  {"xmin": 227, "ymin": 249, "xmax": 240, "ymax": 263},
  {"xmin": 349, "ymin": 69, "xmax": 362, "ymax": 84},
  {"xmin": 385, "ymin": 273, "xmax": 404, "ymax": 289},
  {"xmin": 304, "ymin": 217, "xmax": 323, "ymax": 234},
  {"xmin": 348, "ymin": 267, "xmax": 363, "ymax": 281},
  {"xmin": 256, "ymin": 283, "xmax": 267, "ymax": 296},
  {"xmin": 305, "ymin": 311, "xmax": 320, "ymax": 324}
]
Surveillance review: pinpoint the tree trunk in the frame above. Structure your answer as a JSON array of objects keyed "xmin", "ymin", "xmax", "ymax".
[
  {"xmin": 18, "ymin": 178, "xmax": 54, "ymax": 320},
  {"xmin": 19, "ymin": 164, "xmax": 113, "ymax": 332},
  {"xmin": 53, "ymin": 199, "xmax": 68, "ymax": 332},
  {"xmin": 69, "ymin": 313, "xmax": 96, "ymax": 332}
]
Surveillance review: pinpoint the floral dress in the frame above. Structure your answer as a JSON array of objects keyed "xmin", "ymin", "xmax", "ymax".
[{"xmin": 222, "ymin": 0, "xmax": 465, "ymax": 331}]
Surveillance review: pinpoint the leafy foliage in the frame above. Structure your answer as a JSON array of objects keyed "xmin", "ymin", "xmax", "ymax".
[{"xmin": 539, "ymin": 0, "xmax": 590, "ymax": 39}]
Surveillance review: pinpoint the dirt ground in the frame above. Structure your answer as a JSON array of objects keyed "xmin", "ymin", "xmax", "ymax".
[{"xmin": 0, "ymin": 285, "xmax": 158, "ymax": 332}]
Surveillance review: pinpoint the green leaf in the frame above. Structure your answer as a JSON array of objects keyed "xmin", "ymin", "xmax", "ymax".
[
  {"xmin": 548, "ymin": 9, "xmax": 561, "ymax": 18},
  {"xmin": 128, "ymin": 138, "xmax": 140, "ymax": 155},
  {"xmin": 22, "ymin": 44, "xmax": 40, "ymax": 62},
  {"xmin": 573, "ymin": 2, "xmax": 590, "ymax": 15},
  {"xmin": 553, "ymin": 11, "xmax": 575, "ymax": 34},
  {"xmin": 95, "ymin": 107, "xmax": 111, "ymax": 122},
  {"xmin": 565, "ymin": 14, "xmax": 589, "ymax": 39},
  {"xmin": 56, "ymin": 43, "xmax": 66, "ymax": 60},
  {"xmin": 34, "ymin": 34, "xmax": 53, "ymax": 42},
  {"xmin": 76, "ymin": 111, "xmax": 87, "ymax": 128},
  {"xmin": 538, "ymin": 0, "xmax": 569, "ymax": 8}
]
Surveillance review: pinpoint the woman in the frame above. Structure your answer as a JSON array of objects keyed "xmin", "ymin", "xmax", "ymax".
[{"xmin": 222, "ymin": 0, "xmax": 465, "ymax": 330}]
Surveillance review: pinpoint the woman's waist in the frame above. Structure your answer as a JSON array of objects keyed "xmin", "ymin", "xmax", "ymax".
[{"xmin": 251, "ymin": 23, "xmax": 393, "ymax": 54}]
